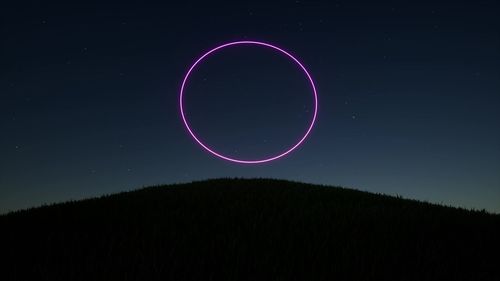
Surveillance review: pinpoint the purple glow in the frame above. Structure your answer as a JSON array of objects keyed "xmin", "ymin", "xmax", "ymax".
[{"xmin": 179, "ymin": 40, "xmax": 318, "ymax": 164}]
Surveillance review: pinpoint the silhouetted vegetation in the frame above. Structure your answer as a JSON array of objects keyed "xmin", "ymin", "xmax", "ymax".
[{"xmin": 1, "ymin": 178, "xmax": 499, "ymax": 280}]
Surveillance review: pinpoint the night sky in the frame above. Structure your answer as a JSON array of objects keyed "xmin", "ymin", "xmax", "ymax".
[{"xmin": 1, "ymin": 1, "xmax": 499, "ymax": 213}]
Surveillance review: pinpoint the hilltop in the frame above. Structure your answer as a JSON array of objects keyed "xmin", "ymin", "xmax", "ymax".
[{"xmin": 1, "ymin": 178, "xmax": 499, "ymax": 280}]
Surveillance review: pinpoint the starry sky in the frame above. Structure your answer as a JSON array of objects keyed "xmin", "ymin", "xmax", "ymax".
[{"xmin": 1, "ymin": 0, "xmax": 499, "ymax": 213}]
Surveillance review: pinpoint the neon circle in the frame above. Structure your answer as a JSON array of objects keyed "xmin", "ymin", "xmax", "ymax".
[{"xmin": 179, "ymin": 40, "xmax": 318, "ymax": 164}]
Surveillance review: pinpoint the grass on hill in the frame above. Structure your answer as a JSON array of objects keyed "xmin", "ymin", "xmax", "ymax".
[{"xmin": 1, "ymin": 178, "xmax": 499, "ymax": 281}]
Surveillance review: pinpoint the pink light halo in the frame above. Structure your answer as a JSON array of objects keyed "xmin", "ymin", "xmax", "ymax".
[{"xmin": 179, "ymin": 40, "xmax": 318, "ymax": 164}]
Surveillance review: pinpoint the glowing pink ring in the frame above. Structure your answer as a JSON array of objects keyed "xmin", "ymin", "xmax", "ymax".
[{"xmin": 180, "ymin": 40, "xmax": 318, "ymax": 164}]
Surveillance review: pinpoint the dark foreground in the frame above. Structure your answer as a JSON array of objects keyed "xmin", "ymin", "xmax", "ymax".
[{"xmin": 1, "ymin": 178, "xmax": 499, "ymax": 280}]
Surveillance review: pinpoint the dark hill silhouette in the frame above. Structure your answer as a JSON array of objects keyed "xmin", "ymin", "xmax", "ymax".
[{"xmin": 1, "ymin": 178, "xmax": 499, "ymax": 280}]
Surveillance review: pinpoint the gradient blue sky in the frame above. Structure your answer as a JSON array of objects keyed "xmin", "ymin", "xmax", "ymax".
[{"xmin": 1, "ymin": 0, "xmax": 499, "ymax": 213}]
